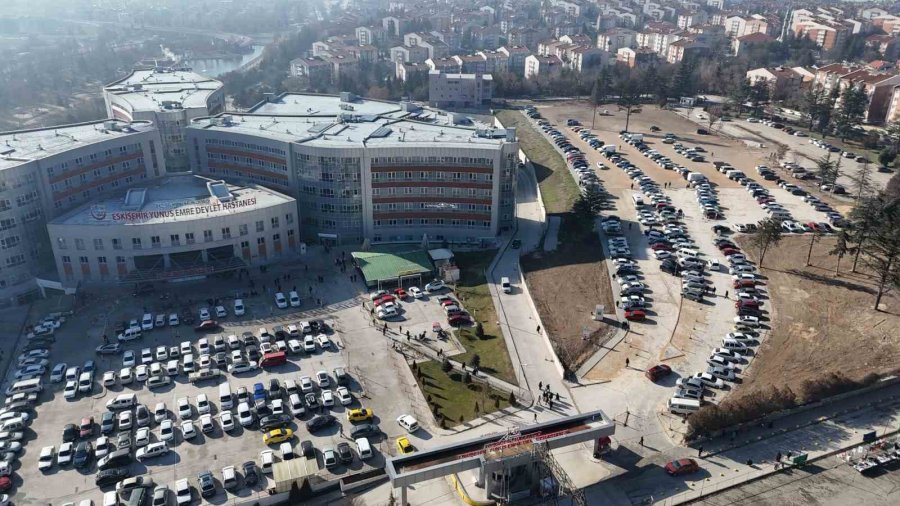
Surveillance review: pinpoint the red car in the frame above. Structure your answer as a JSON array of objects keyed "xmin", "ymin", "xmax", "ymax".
[
  {"xmin": 374, "ymin": 294, "xmax": 396, "ymax": 306},
  {"xmin": 733, "ymin": 279, "xmax": 756, "ymax": 289},
  {"xmin": 721, "ymin": 248, "xmax": 741, "ymax": 256},
  {"xmin": 0, "ymin": 475, "xmax": 10, "ymax": 491},
  {"xmin": 194, "ymin": 320, "xmax": 219, "ymax": 332},
  {"xmin": 645, "ymin": 364, "xmax": 672, "ymax": 382},
  {"xmin": 624, "ymin": 309, "xmax": 646, "ymax": 321},
  {"xmin": 650, "ymin": 243, "xmax": 673, "ymax": 251},
  {"xmin": 665, "ymin": 458, "xmax": 700, "ymax": 476},
  {"xmin": 79, "ymin": 416, "xmax": 94, "ymax": 438},
  {"xmin": 736, "ymin": 299, "xmax": 760, "ymax": 309},
  {"xmin": 448, "ymin": 315, "xmax": 472, "ymax": 327},
  {"xmin": 393, "ymin": 288, "xmax": 408, "ymax": 299},
  {"xmin": 437, "ymin": 296, "xmax": 457, "ymax": 307}
]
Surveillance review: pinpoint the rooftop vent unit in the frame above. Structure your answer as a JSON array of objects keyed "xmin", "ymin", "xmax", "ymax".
[
  {"xmin": 369, "ymin": 126, "xmax": 392, "ymax": 138},
  {"xmin": 122, "ymin": 188, "xmax": 147, "ymax": 211},
  {"xmin": 161, "ymin": 101, "xmax": 183, "ymax": 110},
  {"xmin": 103, "ymin": 121, "xmax": 121, "ymax": 131},
  {"xmin": 130, "ymin": 84, "xmax": 144, "ymax": 91},
  {"xmin": 475, "ymin": 128, "xmax": 511, "ymax": 139},
  {"xmin": 340, "ymin": 91, "xmax": 357, "ymax": 102},
  {"xmin": 400, "ymin": 101, "xmax": 421, "ymax": 113},
  {"xmin": 209, "ymin": 115, "xmax": 234, "ymax": 127},
  {"xmin": 207, "ymin": 180, "xmax": 234, "ymax": 202},
  {"xmin": 339, "ymin": 103, "xmax": 355, "ymax": 111}
]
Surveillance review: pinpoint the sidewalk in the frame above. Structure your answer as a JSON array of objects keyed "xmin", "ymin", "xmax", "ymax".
[{"xmin": 581, "ymin": 381, "xmax": 900, "ymax": 505}]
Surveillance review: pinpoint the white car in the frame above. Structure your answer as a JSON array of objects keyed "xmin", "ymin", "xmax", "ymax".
[
  {"xmin": 141, "ymin": 348, "xmax": 153, "ymax": 364},
  {"xmin": 135, "ymin": 427, "xmax": 151, "ymax": 447},
  {"xmin": 734, "ymin": 315, "xmax": 760, "ymax": 328},
  {"xmin": 155, "ymin": 346, "xmax": 168, "ymax": 361},
  {"xmin": 179, "ymin": 341, "xmax": 193, "ymax": 356},
  {"xmin": 122, "ymin": 350, "xmax": 136, "ymax": 368},
  {"xmin": 169, "ymin": 313, "xmax": 180, "ymax": 326},
  {"xmin": 425, "ymin": 279, "xmax": 446, "ymax": 292},
  {"xmin": 707, "ymin": 355, "xmax": 737, "ymax": 370},
  {"xmin": 95, "ymin": 436, "xmax": 111, "ymax": 458},
  {"xmin": 63, "ymin": 380, "xmax": 78, "ymax": 400},
  {"xmin": 155, "ymin": 314, "xmax": 166, "ymax": 328},
  {"xmin": 159, "ymin": 419, "xmax": 175, "ymax": 442},
  {"xmin": 303, "ymin": 335, "xmax": 316, "ymax": 352},
  {"xmin": 199, "ymin": 307, "xmax": 211, "ymax": 320},
  {"xmin": 712, "ymin": 348, "xmax": 745, "ymax": 363},
  {"xmin": 409, "ymin": 286, "xmax": 424, "ymax": 298},
  {"xmin": 180, "ymin": 420, "xmax": 197, "ymax": 440},
  {"xmin": 289, "ymin": 394, "xmax": 306, "ymax": 417},
  {"xmin": 275, "ymin": 292, "xmax": 288, "ymax": 309},
  {"xmin": 38, "ymin": 445, "xmax": 55, "ymax": 471},
  {"xmin": 270, "ymin": 399, "xmax": 285, "ymax": 415},
  {"xmin": 397, "ymin": 414, "xmax": 419, "ymax": 432},
  {"xmin": 320, "ymin": 390, "xmax": 334, "ymax": 407},
  {"xmin": 219, "ymin": 411, "xmax": 235, "ymax": 432},
  {"xmin": 233, "ymin": 299, "xmax": 245, "ymax": 316},
  {"xmin": 707, "ymin": 365, "xmax": 736, "ymax": 381},
  {"xmin": 118, "ymin": 411, "xmax": 133, "ymax": 430},
  {"xmin": 299, "ymin": 376, "xmax": 314, "ymax": 393},
  {"xmin": 175, "ymin": 478, "xmax": 192, "ymax": 506},
  {"xmin": 137, "ymin": 441, "xmax": 169, "ymax": 461},
  {"xmin": 119, "ymin": 367, "xmax": 133, "ymax": 384},
  {"xmin": 237, "ymin": 402, "xmax": 254, "ymax": 427},
  {"xmin": 198, "ymin": 338, "xmax": 210, "ymax": 355},
  {"xmin": 316, "ymin": 334, "xmax": 332, "ymax": 350},
  {"xmin": 289, "ymin": 291, "xmax": 301, "ymax": 307},
  {"xmin": 215, "ymin": 305, "xmax": 227, "ymax": 318},
  {"xmin": 141, "ymin": 314, "xmax": 154, "ymax": 331},
  {"xmin": 154, "ymin": 402, "xmax": 167, "ymax": 423},
  {"xmin": 681, "ymin": 372, "xmax": 724, "ymax": 389},
  {"xmin": 57, "ymin": 442, "xmax": 74, "ymax": 466},
  {"xmin": 177, "ymin": 397, "xmax": 192, "ymax": 419},
  {"xmin": 316, "ymin": 370, "xmax": 330, "ymax": 387},
  {"xmin": 199, "ymin": 413, "xmax": 214, "ymax": 434},
  {"xmin": 102, "ymin": 371, "xmax": 117, "ymax": 386},
  {"xmin": 287, "ymin": 339, "xmax": 302, "ymax": 354},
  {"xmin": 228, "ymin": 361, "xmax": 257, "ymax": 374},
  {"xmin": 196, "ymin": 394, "xmax": 210, "ymax": 415},
  {"xmin": 165, "ymin": 360, "xmax": 180, "ymax": 376},
  {"xmin": 135, "ymin": 364, "xmax": 149, "ymax": 382},
  {"xmin": 336, "ymin": 386, "xmax": 352, "ymax": 405}
]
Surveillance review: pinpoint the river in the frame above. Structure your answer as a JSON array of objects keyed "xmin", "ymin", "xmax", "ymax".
[{"xmin": 179, "ymin": 45, "xmax": 265, "ymax": 77}]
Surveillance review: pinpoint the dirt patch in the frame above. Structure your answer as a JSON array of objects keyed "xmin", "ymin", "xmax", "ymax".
[
  {"xmin": 732, "ymin": 234, "xmax": 900, "ymax": 401},
  {"xmin": 522, "ymin": 217, "xmax": 616, "ymax": 371}
]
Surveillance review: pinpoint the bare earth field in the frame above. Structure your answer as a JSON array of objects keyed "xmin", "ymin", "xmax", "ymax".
[{"xmin": 734, "ymin": 234, "xmax": 900, "ymax": 400}]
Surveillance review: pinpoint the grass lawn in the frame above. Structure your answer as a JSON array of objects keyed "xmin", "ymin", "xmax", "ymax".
[
  {"xmin": 495, "ymin": 109, "xmax": 580, "ymax": 214},
  {"xmin": 452, "ymin": 250, "xmax": 517, "ymax": 385},
  {"xmin": 412, "ymin": 360, "xmax": 512, "ymax": 426}
]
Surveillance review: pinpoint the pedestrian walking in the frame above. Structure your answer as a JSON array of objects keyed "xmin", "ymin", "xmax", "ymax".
[
  {"xmin": 399, "ymin": 325, "xmax": 403, "ymax": 333},
  {"xmin": 725, "ymin": 290, "xmax": 729, "ymax": 299},
  {"xmin": 406, "ymin": 330, "xmax": 411, "ymax": 338},
  {"xmin": 630, "ymin": 182, "xmax": 634, "ymax": 189},
  {"xmin": 625, "ymin": 358, "xmax": 630, "ymax": 368},
  {"xmin": 639, "ymin": 436, "xmax": 644, "ymax": 446},
  {"xmin": 549, "ymin": 399, "xmax": 554, "ymax": 410},
  {"xmin": 534, "ymin": 413, "xmax": 538, "ymax": 423},
  {"xmin": 536, "ymin": 325, "xmax": 541, "ymax": 333},
  {"xmin": 555, "ymin": 392, "xmax": 560, "ymax": 401},
  {"xmin": 776, "ymin": 451, "xmax": 782, "ymax": 462},
  {"xmin": 539, "ymin": 381, "xmax": 543, "ymax": 390},
  {"xmin": 406, "ymin": 334, "xmax": 410, "ymax": 342},
  {"xmin": 698, "ymin": 446, "xmax": 704, "ymax": 458}
]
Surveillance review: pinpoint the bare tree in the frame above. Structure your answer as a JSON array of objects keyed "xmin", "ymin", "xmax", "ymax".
[
  {"xmin": 750, "ymin": 218, "xmax": 783, "ymax": 267},
  {"xmin": 707, "ymin": 105, "xmax": 723, "ymax": 131}
]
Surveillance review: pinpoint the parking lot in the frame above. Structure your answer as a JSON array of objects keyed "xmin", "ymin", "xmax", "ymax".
[{"xmin": 2, "ymin": 253, "xmax": 456, "ymax": 505}]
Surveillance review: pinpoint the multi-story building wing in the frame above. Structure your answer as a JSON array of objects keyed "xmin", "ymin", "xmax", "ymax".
[
  {"xmin": 0, "ymin": 119, "xmax": 163, "ymax": 305},
  {"xmin": 187, "ymin": 94, "xmax": 518, "ymax": 245},
  {"xmin": 103, "ymin": 68, "xmax": 224, "ymax": 172}
]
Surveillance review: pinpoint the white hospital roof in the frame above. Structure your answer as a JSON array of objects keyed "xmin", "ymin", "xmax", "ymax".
[
  {"xmin": 104, "ymin": 69, "xmax": 222, "ymax": 112},
  {"xmin": 191, "ymin": 93, "xmax": 514, "ymax": 149},
  {"xmin": 50, "ymin": 174, "xmax": 294, "ymax": 227},
  {"xmin": 0, "ymin": 120, "xmax": 156, "ymax": 171}
]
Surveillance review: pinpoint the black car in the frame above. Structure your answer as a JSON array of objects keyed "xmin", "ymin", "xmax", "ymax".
[
  {"xmin": 311, "ymin": 320, "xmax": 329, "ymax": 333},
  {"xmin": 198, "ymin": 470, "xmax": 216, "ymax": 498},
  {"xmin": 300, "ymin": 440, "xmax": 315, "ymax": 459},
  {"xmin": 62, "ymin": 423, "xmax": 78, "ymax": 442},
  {"xmin": 242, "ymin": 461, "xmax": 258, "ymax": 486},
  {"xmin": 336, "ymin": 442, "xmax": 353, "ymax": 463},
  {"xmin": 100, "ymin": 411, "xmax": 116, "ymax": 435},
  {"xmin": 304, "ymin": 393, "xmax": 319, "ymax": 409},
  {"xmin": 349, "ymin": 423, "xmax": 381, "ymax": 439},
  {"xmin": 74, "ymin": 441, "xmax": 93, "ymax": 468},
  {"xmin": 96, "ymin": 467, "xmax": 130, "ymax": 487},
  {"xmin": 255, "ymin": 403, "xmax": 272, "ymax": 419},
  {"xmin": 259, "ymin": 414, "xmax": 292, "ymax": 431},
  {"xmin": 305, "ymin": 415, "xmax": 336, "ymax": 432},
  {"xmin": 246, "ymin": 345, "xmax": 261, "ymax": 362},
  {"xmin": 269, "ymin": 379, "xmax": 282, "ymax": 398}
]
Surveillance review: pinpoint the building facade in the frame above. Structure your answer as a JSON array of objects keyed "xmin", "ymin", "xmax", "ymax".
[
  {"xmin": 103, "ymin": 68, "xmax": 224, "ymax": 172},
  {"xmin": 428, "ymin": 71, "xmax": 493, "ymax": 108},
  {"xmin": 47, "ymin": 175, "xmax": 298, "ymax": 285},
  {"xmin": 0, "ymin": 119, "xmax": 164, "ymax": 304},
  {"xmin": 187, "ymin": 94, "xmax": 518, "ymax": 246}
]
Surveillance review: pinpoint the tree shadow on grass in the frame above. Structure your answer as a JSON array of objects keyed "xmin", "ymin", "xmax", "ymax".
[{"xmin": 782, "ymin": 268, "xmax": 876, "ymax": 294}]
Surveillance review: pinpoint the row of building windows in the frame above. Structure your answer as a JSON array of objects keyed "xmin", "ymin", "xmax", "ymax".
[
  {"xmin": 45, "ymin": 144, "xmax": 141, "ymax": 176},
  {"xmin": 56, "ymin": 214, "xmax": 294, "ymax": 251},
  {"xmin": 313, "ymin": 203, "xmax": 362, "ymax": 214},
  {"xmin": 372, "ymin": 171, "xmax": 492, "ymax": 182},
  {"xmin": 373, "ymin": 202, "xmax": 491, "ymax": 212},
  {"xmin": 0, "ymin": 172, "xmax": 38, "ymax": 191},
  {"xmin": 370, "ymin": 156, "xmax": 493, "ymax": 166},
  {"xmin": 53, "ymin": 171, "xmax": 148, "ymax": 209},
  {"xmin": 50, "ymin": 159, "xmax": 143, "ymax": 191},
  {"xmin": 0, "ymin": 191, "xmax": 40, "ymax": 212},
  {"xmin": 374, "ymin": 218, "xmax": 490, "ymax": 228},
  {"xmin": 204, "ymin": 138, "xmax": 287, "ymax": 157},
  {"xmin": 204, "ymin": 166, "xmax": 289, "ymax": 188},
  {"xmin": 372, "ymin": 187, "xmax": 492, "ymax": 197},
  {"xmin": 207, "ymin": 152, "xmax": 288, "ymax": 172}
]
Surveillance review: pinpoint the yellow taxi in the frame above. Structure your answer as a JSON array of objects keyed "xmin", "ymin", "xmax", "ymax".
[
  {"xmin": 347, "ymin": 408, "xmax": 374, "ymax": 423},
  {"xmin": 263, "ymin": 428, "xmax": 294, "ymax": 445},
  {"xmin": 396, "ymin": 436, "xmax": 415, "ymax": 454}
]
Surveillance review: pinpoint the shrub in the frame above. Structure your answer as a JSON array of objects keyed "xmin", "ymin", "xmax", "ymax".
[
  {"xmin": 475, "ymin": 322, "xmax": 484, "ymax": 338},
  {"xmin": 463, "ymin": 371, "xmax": 471, "ymax": 384},
  {"xmin": 441, "ymin": 357, "xmax": 452, "ymax": 373},
  {"xmin": 508, "ymin": 391, "xmax": 516, "ymax": 405},
  {"xmin": 468, "ymin": 354, "xmax": 481, "ymax": 369}
]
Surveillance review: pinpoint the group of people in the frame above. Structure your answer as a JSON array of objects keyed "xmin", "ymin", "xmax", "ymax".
[{"xmin": 537, "ymin": 381, "xmax": 560, "ymax": 410}]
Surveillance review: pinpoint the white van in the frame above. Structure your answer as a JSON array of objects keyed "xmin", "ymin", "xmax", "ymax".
[
  {"xmin": 6, "ymin": 378, "xmax": 43, "ymax": 396},
  {"xmin": 117, "ymin": 327, "xmax": 142, "ymax": 341},
  {"xmin": 500, "ymin": 277, "xmax": 512, "ymax": 294},
  {"xmin": 356, "ymin": 437, "xmax": 373, "ymax": 460},
  {"xmin": 677, "ymin": 248, "xmax": 700, "ymax": 259},
  {"xmin": 1, "ymin": 418, "xmax": 27, "ymax": 432},
  {"xmin": 105, "ymin": 393, "xmax": 137, "ymax": 410},
  {"xmin": 219, "ymin": 383, "xmax": 233, "ymax": 410},
  {"xmin": 668, "ymin": 397, "xmax": 701, "ymax": 415},
  {"xmin": 141, "ymin": 313, "xmax": 154, "ymax": 331},
  {"xmin": 631, "ymin": 193, "xmax": 644, "ymax": 207}
]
